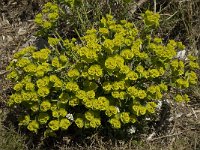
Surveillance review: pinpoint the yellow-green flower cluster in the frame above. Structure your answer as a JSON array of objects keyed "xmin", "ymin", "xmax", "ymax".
[
  {"xmin": 75, "ymin": 112, "xmax": 101, "ymax": 128},
  {"xmin": 109, "ymin": 118, "xmax": 121, "ymax": 129},
  {"xmin": 78, "ymin": 30, "xmax": 101, "ymax": 62},
  {"xmin": 32, "ymin": 48, "xmax": 51, "ymax": 62},
  {"xmin": 99, "ymin": 27, "xmax": 109, "ymax": 35},
  {"xmin": 76, "ymin": 90, "xmax": 95, "ymax": 102},
  {"xmin": 36, "ymin": 63, "xmax": 51, "ymax": 77},
  {"xmin": 148, "ymin": 42, "xmax": 176, "ymax": 60},
  {"xmin": 40, "ymin": 100, "xmax": 51, "ymax": 112},
  {"xmin": 87, "ymin": 90, "xmax": 96, "ymax": 99},
  {"xmin": 87, "ymin": 65, "xmax": 103, "ymax": 79},
  {"xmin": 102, "ymin": 39, "xmax": 114, "ymax": 53},
  {"xmin": 89, "ymin": 118, "xmax": 101, "ymax": 128},
  {"xmin": 30, "ymin": 103, "xmax": 39, "ymax": 112},
  {"xmin": 6, "ymin": 70, "xmax": 18, "ymax": 80},
  {"xmin": 126, "ymin": 71, "xmax": 139, "ymax": 81},
  {"xmin": 105, "ymin": 106, "xmax": 119, "ymax": 117},
  {"xmin": 111, "ymin": 91, "xmax": 127, "ymax": 100},
  {"xmin": 77, "ymin": 47, "xmax": 98, "ymax": 62},
  {"xmin": 127, "ymin": 86, "xmax": 147, "ymax": 100},
  {"xmin": 18, "ymin": 115, "xmax": 30, "ymax": 126},
  {"xmin": 75, "ymin": 117, "xmax": 84, "ymax": 128},
  {"xmin": 113, "ymin": 33, "xmax": 125, "ymax": 47},
  {"xmin": 120, "ymin": 49, "xmax": 134, "ymax": 60},
  {"xmin": 25, "ymin": 83, "xmax": 35, "ymax": 91},
  {"xmin": 105, "ymin": 57, "xmax": 117, "ymax": 70},
  {"xmin": 14, "ymin": 82, "xmax": 24, "ymax": 91},
  {"xmin": 59, "ymin": 55, "xmax": 68, "ymax": 63},
  {"xmin": 48, "ymin": 37, "xmax": 60, "ymax": 46},
  {"xmin": 52, "ymin": 108, "xmax": 67, "ymax": 118},
  {"xmin": 68, "ymin": 69, "xmax": 80, "ymax": 79},
  {"xmin": 50, "ymin": 74, "xmax": 63, "ymax": 88},
  {"xmin": 102, "ymin": 82, "xmax": 112, "ymax": 92},
  {"xmin": 100, "ymin": 14, "xmax": 115, "ymax": 28},
  {"xmin": 75, "ymin": 90, "xmax": 87, "ymax": 100},
  {"xmin": 120, "ymin": 112, "xmax": 130, "ymax": 124},
  {"xmin": 13, "ymin": 46, "xmax": 36, "ymax": 59},
  {"xmin": 147, "ymin": 85, "xmax": 163, "ymax": 100},
  {"xmin": 60, "ymin": 118, "xmax": 71, "ymax": 130},
  {"xmin": 82, "ymin": 98, "xmax": 93, "ymax": 109},
  {"xmin": 159, "ymin": 83, "xmax": 168, "ymax": 92},
  {"xmin": 34, "ymin": 2, "xmax": 59, "ymax": 29},
  {"xmin": 8, "ymin": 90, "xmax": 39, "ymax": 105},
  {"xmin": 69, "ymin": 97, "xmax": 79, "ymax": 106},
  {"xmin": 86, "ymin": 41, "xmax": 102, "ymax": 53},
  {"xmin": 189, "ymin": 61, "xmax": 200, "ymax": 69},
  {"xmin": 16, "ymin": 58, "xmax": 31, "ymax": 68},
  {"xmin": 27, "ymin": 120, "xmax": 39, "ymax": 133},
  {"xmin": 93, "ymin": 97, "xmax": 110, "ymax": 110},
  {"xmin": 132, "ymin": 104, "xmax": 147, "ymax": 116},
  {"xmin": 175, "ymin": 94, "xmax": 190, "ymax": 102},
  {"xmin": 170, "ymin": 59, "xmax": 185, "ymax": 75},
  {"xmin": 66, "ymin": 81, "xmax": 79, "ymax": 92},
  {"xmin": 176, "ymin": 78, "xmax": 189, "ymax": 88},
  {"xmin": 21, "ymin": 91, "xmax": 32, "ymax": 101},
  {"xmin": 6, "ymin": 10, "xmax": 200, "ymax": 136},
  {"xmin": 146, "ymin": 102, "xmax": 157, "ymax": 113},
  {"xmin": 142, "ymin": 10, "xmax": 160, "ymax": 28},
  {"xmin": 148, "ymin": 69, "xmax": 161, "ymax": 78},
  {"xmin": 23, "ymin": 64, "xmax": 37, "ymax": 73},
  {"xmin": 51, "ymin": 56, "xmax": 61, "ymax": 68},
  {"xmin": 37, "ymin": 76, "xmax": 49, "ymax": 88},
  {"xmin": 48, "ymin": 120, "xmax": 60, "ymax": 131},
  {"xmin": 187, "ymin": 71, "xmax": 198, "ymax": 85},
  {"xmin": 84, "ymin": 110, "xmax": 95, "ymax": 121},
  {"xmin": 38, "ymin": 87, "xmax": 50, "ymax": 97},
  {"xmin": 38, "ymin": 113, "xmax": 50, "ymax": 124}
]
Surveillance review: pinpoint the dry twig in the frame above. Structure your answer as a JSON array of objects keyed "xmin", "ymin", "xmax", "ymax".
[{"xmin": 130, "ymin": 0, "xmax": 148, "ymax": 14}]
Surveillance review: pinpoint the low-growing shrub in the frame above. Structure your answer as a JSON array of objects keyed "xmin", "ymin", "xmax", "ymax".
[{"xmin": 6, "ymin": 2, "xmax": 199, "ymax": 137}]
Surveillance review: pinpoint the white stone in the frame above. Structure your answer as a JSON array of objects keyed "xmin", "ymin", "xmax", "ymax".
[{"xmin": 66, "ymin": 113, "xmax": 74, "ymax": 121}]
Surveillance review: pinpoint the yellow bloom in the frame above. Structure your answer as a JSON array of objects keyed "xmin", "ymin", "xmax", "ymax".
[
  {"xmin": 66, "ymin": 82, "xmax": 79, "ymax": 92},
  {"xmin": 60, "ymin": 119, "xmax": 70, "ymax": 130},
  {"xmin": 75, "ymin": 117, "xmax": 84, "ymax": 128},
  {"xmin": 85, "ymin": 110, "xmax": 95, "ymax": 121},
  {"xmin": 18, "ymin": 115, "xmax": 30, "ymax": 126},
  {"xmin": 109, "ymin": 118, "xmax": 121, "ymax": 129},
  {"xmin": 16, "ymin": 58, "xmax": 31, "ymax": 68},
  {"xmin": 105, "ymin": 106, "xmax": 118, "ymax": 117},
  {"xmin": 68, "ymin": 69, "xmax": 80, "ymax": 78},
  {"xmin": 126, "ymin": 71, "xmax": 138, "ymax": 81},
  {"xmin": 105, "ymin": 57, "xmax": 117, "ymax": 70},
  {"xmin": 88, "ymin": 65, "xmax": 103, "ymax": 78},
  {"xmin": 23, "ymin": 64, "xmax": 37, "ymax": 73},
  {"xmin": 175, "ymin": 94, "xmax": 183, "ymax": 102},
  {"xmin": 120, "ymin": 49, "xmax": 134, "ymax": 60},
  {"xmin": 38, "ymin": 113, "xmax": 50, "ymax": 124},
  {"xmin": 52, "ymin": 57, "xmax": 60, "ymax": 68},
  {"xmin": 120, "ymin": 112, "xmax": 130, "ymax": 124},
  {"xmin": 148, "ymin": 69, "xmax": 160, "ymax": 78},
  {"xmin": 40, "ymin": 100, "xmax": 51, "ymax": 112},
  {"xmin": 14, "ymin": 83, "xmax": 23, "ymax": 91},
  {"xmin": 48, "ymin": 120, "xmax": 59, "ymax": 131},
  {"xmin": 27, "ymin": 120, "xmax": 39, "ymax": 133},
  {"xmin": 69, "ymin": 97, "xmax": 79, "ymax": 106}
]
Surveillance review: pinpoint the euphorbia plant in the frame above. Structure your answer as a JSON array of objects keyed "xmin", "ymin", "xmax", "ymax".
[{"xmin": 6, "ymin": 3, "xmax": 199, "ymax": 137}]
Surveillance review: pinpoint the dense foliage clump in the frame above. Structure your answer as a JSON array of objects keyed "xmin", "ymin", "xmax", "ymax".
[{"xmin": 6, "ymin": 2, "xmax": 199, "ymax": 137}]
